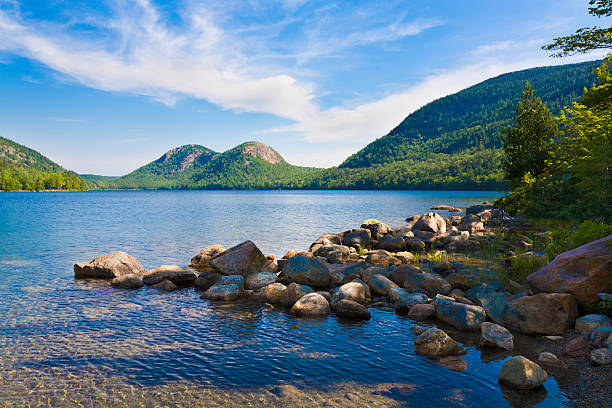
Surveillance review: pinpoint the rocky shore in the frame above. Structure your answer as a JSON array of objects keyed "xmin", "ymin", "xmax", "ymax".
[{"xmin": 74, "ymin": 202, "xmax": 612, "ymax": 402}]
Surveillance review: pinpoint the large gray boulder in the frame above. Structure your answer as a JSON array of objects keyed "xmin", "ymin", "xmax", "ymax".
[
  {"xmin": 258, "ymin": 283, "xmax": 287, "ymax": 304},
  {"xmin": 466, "ymin": 282, "xmax": 509, "ymax": 324},
  {"xmin": 209, "ymin": 240, "xmax": 266, "ymax": 277},
  {"xmin": 313, "ymin": 244, "xmax": 351, "ymax": 264},
  {"xmin": 414, "ymin": 328, "xmax": 466, "ymax": 357},
  {"xmin": 377, "ymin": 235, "xmax": 407, "ymax": 252},
  {"xmin": 502, "ymin": 293, "xmax": 578, "ymax": 335},
  {"xmin": 143, "ymin": 265, "xmax": 196, "ymax": 287},
  {"xmin": 331, "ymin": 281, "xmax": 371, "ymax": 305},
  {"xmin": 390, "ymin": 264, "xmax": 422, "ymax": 285},
  {"xmin": 362, "ymin": 266, "xmax": 391, "ymax": 283},
  {"xmin": 368, "ymin": 274, "xmax": 399, "ymax": 296},
  {"xmin": 403, "ymin": 273, "xmax": 451, "ymax": 297},
  {"xmin": 111, "ymin": 274, "xmax": 143, "ymax": 289},
  {"xmin": 361, "ymin": 219, "xmax": 393, "ymax": 240},
  {"xmin": 201, "ymin": 283, "xmax": 241, "ymax": 301},
  {"xmin": 407, "ymin": 303, "xmax": 435, "ymax": 321},
  {"xmin": 413, "ymin": 212, "xmax": 447, "ymax": 234},
  {"xmin": 283, "ymin": 256, "xmax": 331, "ymax": 287},
  {"xmin": 435, "ymin": 295, "xmax": 486, "ymax": 331},
  {"xmin": 342, "ymin": 229, "xmax": 371, "ymax": 248},
  {"xmin": 189, "ymin": 244, "xmax": 226, "ymax": 271},
  {"xmin": 74, "ymin": 251, "xmax": 146, "ymax": 279},
  {"xmin": 331, "ymin": 299, "xmax": 371, "ymax": 320},
  {"xmin": 290, "ymin": 293, "xmax": 331, "ymax": 317},
  {"xmin": 394, "ymin": 292, "xmax": 428, "ymax": 312},
  {"xmin": 480, "ymin": 322, "xmax": 513, "ymax": 350},
  {"xmin": 458, "ymin": 215, "xmax": 484, "ymax": 234},
  {"xmin": 498, "ymin": 356, "xmax": 548, "ymax": 390},
  {"xmin": 245, "ymin": 272, "xmax": 278, "ymax": 290}
]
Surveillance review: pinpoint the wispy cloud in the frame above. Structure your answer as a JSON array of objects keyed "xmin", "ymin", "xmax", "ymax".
[
  {"xmin": 44, "ymin": 117, "xmax": 86, "ymax": 123},
  {"xmin": 21, "ymin": 74, "xmax": 40, "ymax": 83}
]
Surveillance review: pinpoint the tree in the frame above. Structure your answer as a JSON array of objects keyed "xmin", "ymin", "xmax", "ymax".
[
  {"xmin": 500, "ymin": 82, "xmax": 558, "ymax": 188},
  {"xmin": 543, "ymin": 0, "xmax": 612, "ymax": 57}
]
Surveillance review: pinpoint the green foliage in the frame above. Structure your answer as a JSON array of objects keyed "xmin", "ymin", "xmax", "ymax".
[
  {"xmin": 545, "ymin": 220, "xmax": 612, "ymax": 259},
  {"xmin": 0, "ymin": 136, "xmax": 88, "ymax": 191},
  {"xmin": 586, "ymin": 298, "xmax": 612, "ymax": 318},
  {"xmin": 509, "ymin": 256, "xmax": 548, "ymax": 284},
  {"xmin": 501, "ymin": 82, "xmax": 558, "ymax": 188},
  {"xmin": 498, "ymin": 56, "xmax": 612, "ymax": 221},
  {"xmin": 543, "ymin": 0, "xmax": 611, "ymax": 57}
]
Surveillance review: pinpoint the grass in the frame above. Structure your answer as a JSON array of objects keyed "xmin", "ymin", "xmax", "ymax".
[{"xmin": 507, "ymin": 255, "xmax": 548, "ymax": 285}]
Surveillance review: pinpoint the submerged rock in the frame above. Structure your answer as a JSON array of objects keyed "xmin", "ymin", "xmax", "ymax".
[
  {"xmin": 283, "ymin": 256, "xmax": 331, "ymax": 287},
  {"xmin": 537, "ymin": 352, "xmax": 567, "ymax": 368},
  {"xmin": 499, "ymin": 356, "xmax": 548, "ymax": 390},
  {"xmin": 74, "ymin": 251, "xmax": 146, "ymax": 279},
  {"xmin": 290, "ymin": 293, "xmax": 331, "ymax": 317},
  {"xmin": 590, "ymin": 348, "xmax": 612, "ymax": 365},
  {"xmin": 209, "ymin": 240, "xmax": 266, "ymax": 277},
  {"xmin": 414, "ymin": 328, "xmax": 466, "ymax": 357},
  {"xmin": 189, "ymin": 244, "xmax": 226, "ymax": 271},
  {"xmin": 480, "ymin": 322, "xmax": 513, "ymax": 350},
  {"xmin": 151, "ymin": 279, "xmax": 177, "ymax": 292},
  {"xmin": 110, "ymin": 274, "xmax": 143, "ymax": 289},
  {"xmin": 331, "ymin": 299, "xmax": 371, "ymax": 320},
  {"xmin": 439, "ymin": 356, "xmax": 467, "ymax": 372}
]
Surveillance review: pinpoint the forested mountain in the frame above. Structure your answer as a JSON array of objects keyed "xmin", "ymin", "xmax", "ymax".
[
  {"xmin": 0, "ymin": 136, "xmax": 87, "ymax": 191},
  {"xmin": 339, "ymin": 60, "xmax": 600, "ymax": 176},
  {"xmin": 85, "ymin": 142, "xmax": 322, "ymax": 190}
]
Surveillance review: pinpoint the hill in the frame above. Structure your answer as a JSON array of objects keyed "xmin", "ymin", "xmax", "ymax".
[
  {"xmin": 86, "ymin": 142, "xmax": 322, "ymax": 190},
  {"xmin": 323, "ymin": 60, "xmax": 601, "ymax": 189},
  {"xmin": 0, "ymin": 136, "xmax": 88, "ymax": 191}
]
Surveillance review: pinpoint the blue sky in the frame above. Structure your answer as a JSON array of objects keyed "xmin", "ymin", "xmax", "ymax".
[{"xmin": 0, "ymin": 0, "xmax": 606, "ymax": 175}]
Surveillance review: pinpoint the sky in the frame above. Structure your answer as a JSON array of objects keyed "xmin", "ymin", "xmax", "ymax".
[{"xmin": 0, "ymin": 0, "xmax": 607, "ymax": 175}]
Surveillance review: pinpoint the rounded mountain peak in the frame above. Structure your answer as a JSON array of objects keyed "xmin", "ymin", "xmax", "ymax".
[{"xmin": 237, "ymin": 142, "xmax": 284, "ymax": 164}]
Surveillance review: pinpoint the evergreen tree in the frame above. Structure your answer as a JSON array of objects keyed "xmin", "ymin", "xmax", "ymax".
[{"xmin": 500, "ymin": 82, "xmax": 558, "ymax": 188}]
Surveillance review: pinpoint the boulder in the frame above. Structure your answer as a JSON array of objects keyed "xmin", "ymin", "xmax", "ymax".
[
  {"xmin": 283, "ymin": 283, "xmax": 314, "ymax": 307},
  {"xmin": 362, "ymin": 266, "xmax": 391, "ymax": 282},
  {"xmin": 526, "ymin": 235, "xmax": 612, "ymax": 306},
  {"xmin": 589, "ymin": 326, "xmax": 612, "ymax": 348},
  {"xmin": 394, "ymin": 251, "xmax": 415, "ymax": 263},
  {"xmin": 394, "ymin": 292, "xmax": 428, "ymax": 312},
  {"xmin": 111, "ymin": 274, "xmax": 143, "ymax": 289},
  {"xmin": 143, "ymin": 265, "xmax": 196, "ymax": 287},
  {"xmin": 575, "ymin": 314, "xmax": 612, "ymax": 336},
  {"xmin": 209, "ymin": 240, "xmax": 266, "ymax": 277},
  {"xmin": 404, "ymin": 238, "xmax": 426, "ymax": 252},
  {"xmin": 290, "ymin": 293, "xmax": 331, "ymax": 317},
  {"xmin": 316, "ymin": 291, "xmax": 331, "ymax": 301},
  {"xmin": 194, "ymin": 270, "xmax": 222, "ymax": 291},
  {"xmin": 245, "ymin": 272, "xmax": 278, "ymax": 290},
  {"xmin": 329, "ymin": 263, "xmax": 366, "ymax": 287},
  {"xmin": 414, "ymin": 328, "xmax": 466, "ymax": 357},
  {"xmin": 466, "ymin": 282, "xmax": 510, "ymax": 324},
  {"xmin": 283, "ymin": 256, "xmax": 331, "ymax": 287},
  {"xmin": 407, "ymin": 303, "xmax": 435, "ymax": 321},
  {"xmin": 390, "ymin": 264, "xmax": 421, "ymax": 286},
  {"xmin": 74, "ymin": 251, "xmax": 146, "ymax": 279},
  {"xmin": 466, "ymin": 204, "xmax": 493, "ymax": 215},
  {"xmin": 277, "ymin": 250, "xmax": 299, "ymax": 270},
  {"xmin": 446, "ymin": 273, "xmax": 477, "ymax": 290},
  {"xmin": 591, "ymin": 348, "xmax": 612, "ymax": 365},
  {"xmin": 201, "ymin": 283, "xmax": 241, "ymax": 301},
  {"xmin": 313, "ymin": 244, "xmax": 350, "ymax": 264},
  {"xmin": 538, "ymin": 352, "xmax": 567, "ymax": 368},
  {"xmin": 151, "ymin": 279, "xmax": 177, "ymax": 292},
  {"xmin": 342, "ymin": 229, "xmax": 371, "ymax": 248},
  {"xmin": 498, "ymin": 356, "xmax": 548, "ymax": 390},
  {"xmin": 413, "ymin": 212, "xmax": 447, "ymax": 234},
  {"xmin": 458, "ymin": 215, "xmax": 484, "ymax": 234},
  {"xmin": 216, "ymin": 275, "xmax": 245, "ymax": 291},
  {"xmin": 563, "ymin": 336, "xmax": 590, "ymax": 358},
  {"xmin": 331, "ymin": 299, "xmax": 371, "ymax": 320},
  {"xmin": 435, "ymin": 295, "xmax": 486, "ymax": 331},
  {"xmin": 368, "ymin": 274, "xmax": 399, "ymax": 296},
  {"xmin": 502, "ymin": 293, "xmax": 578, "ymax": 335},
  {"xmin": 403, "ymin": 273, "xmax": 451, "ymax": 297},
  {"xmin": 259, "ymin": 283, "xmax": 287, "ymax": 304},
  {"xmin": 361, "ymin": 219, "xmax": 393, "ymax": 240},
  {"xmin": 262, "ymin": 256, "xmax": 277, "ymax": 273},
  {"xmin": 480, "ymin": 322, "xmax": 513, "ymax": 350},
  {"xmin": 432, "ymin": 261, "xmax": 456, "ymax": 276},
  {"xmin": 413, "ymin": 230, "xmax": 437, "ymax": 242},
  {"xmin": 377, "ymin": 235, "xmax": 407, "ymax": 252},
  {"xmin": 331, "ymin": 281, "xmax": 371, "ymax": 305},
  {"xmin": 431, "ymin": 205, "xmax": 461, "ymax": 212},
  {"xmin": 365, "ymin": 253, "xmax": 402, "ymax": 267},
  {"xmin": 439, "ymin": 356, "xmax": 467, "ymax": 372},
  {"xmin": 189, "ymin": 244, "xmax": 226, "ymax": 271},
  {"xmin": 411, "ymin": 326, "xmax": 428, "ymax": 336}
]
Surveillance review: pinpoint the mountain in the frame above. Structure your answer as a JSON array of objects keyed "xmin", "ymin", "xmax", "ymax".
[
  {"xmin": 85, "ymin": 142, "xmax": 322, "ymax": 190},
  {"xmin": 0, "ymin": 135, "xmax": 88, "ymax": 191},
  {"xmin": 330, "ymin": 60, "xmax": 600, "ymax": 190}
]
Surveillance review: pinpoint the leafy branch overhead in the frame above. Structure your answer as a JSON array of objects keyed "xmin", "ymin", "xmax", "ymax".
[{"xmin": 543, "ymin": 0, "xmax": 612, "ymax": 56}]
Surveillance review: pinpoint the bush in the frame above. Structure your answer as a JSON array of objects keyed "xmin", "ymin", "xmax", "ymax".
[{"xmin": 546, "ymin": 220, "xmax": 612, "ymax": 259}]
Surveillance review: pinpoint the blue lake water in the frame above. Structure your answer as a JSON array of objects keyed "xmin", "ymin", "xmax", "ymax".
[{"xmin": 0, "ymin": 190, "xmax": 576, "ymax": 407}]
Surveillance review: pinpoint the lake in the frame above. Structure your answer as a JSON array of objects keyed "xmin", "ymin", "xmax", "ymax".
[{"xmin": 0, "ymin": 190, "xmax": 575, "ymax": 407}]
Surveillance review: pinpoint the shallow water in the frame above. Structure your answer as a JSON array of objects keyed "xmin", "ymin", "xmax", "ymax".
[{"xmin": 0, "ymin": 190, "xmax": 575, "ymax": 407}]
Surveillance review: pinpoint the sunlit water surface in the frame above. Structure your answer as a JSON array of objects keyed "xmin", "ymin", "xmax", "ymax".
[{"xmin": 0, "ymin": 191, "xmax": 574, "ymax": 407}]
